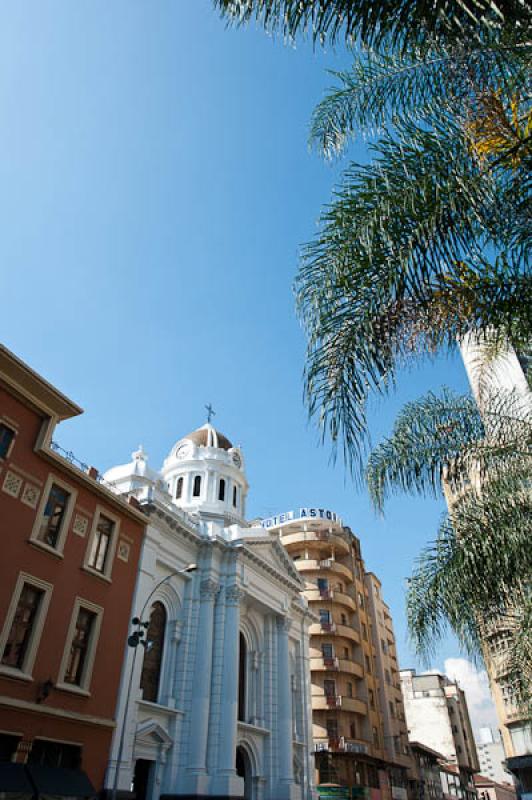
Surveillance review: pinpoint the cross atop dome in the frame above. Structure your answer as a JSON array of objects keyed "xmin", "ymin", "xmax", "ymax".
[{"xmin": 205, "ymin": 403, "xmax": 216, "ymax": 424}]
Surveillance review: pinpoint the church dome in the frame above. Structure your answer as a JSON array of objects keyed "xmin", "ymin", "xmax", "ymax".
[{"xmin": 180, "ymin": 423, "xmax": 233, "ymax": 451}]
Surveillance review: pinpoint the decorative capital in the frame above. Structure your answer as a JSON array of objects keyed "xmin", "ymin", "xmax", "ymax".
[
  {"xmin": 276, "ymin": 615, "xmax": 292, "ymax": 633},
  {"xmin": 200, "ymin": 578, "xmax": 220, "ymax": 599},
  {"xmin": 225, "ymin": 584, "xmax": 245, "ymax": 604}
]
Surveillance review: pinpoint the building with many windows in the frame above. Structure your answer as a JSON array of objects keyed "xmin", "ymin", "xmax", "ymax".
[
  {"xmin": 0, "ymin": 345, "xmax": 146, "ymax": 792},
  {"xmin": 455, "ymin": 335, "xmax": 532, "ymax": 799},
  {"xmin": 399, "ymin": 670, "xmax": 479, "ymax": 800},
  {"xmin": 263, "ymin": 509, "xmax": 413, "ymax": 800},
  {"xmin": 103, "ymin": 425, "xmax": 316, "ymax": 800}
]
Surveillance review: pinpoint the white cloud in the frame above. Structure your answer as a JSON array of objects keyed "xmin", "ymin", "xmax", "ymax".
[{"xmin": 442, "ymin": 657, "xmax": 499, "ymax": 735}]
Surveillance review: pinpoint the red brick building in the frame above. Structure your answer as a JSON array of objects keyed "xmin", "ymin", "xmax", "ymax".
[{"xmin": 0, "ymin": 344, "xmax": 146, "ymax": 793}]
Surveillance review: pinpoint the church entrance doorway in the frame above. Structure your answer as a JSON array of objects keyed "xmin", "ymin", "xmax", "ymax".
[
  {"xmin": 132, "ymin": 758, "xmax": 154, "ymax": 800},
  {"xmin": 236, "ymin": 745, "xmax": 252, "ymax": 800}
]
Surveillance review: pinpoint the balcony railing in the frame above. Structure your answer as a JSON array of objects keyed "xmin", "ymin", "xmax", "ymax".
[
  {"xmin": 319, "ymin": 588, "xmax": 334, "ymax": 600},
  {"xmin": 325, "ymin": 694, "xmax": 342, "ymax": 708},
  {"xmin": 320, "ymin": 558, "xmax": 334, "ymax": 568},
  {"xmin": 320, "ymin": 622, "xmax": 336, "ymax": 633},
  {"xmin": 323, "ymin": 656, "xmax": 340, "ymax": 670},
  {"xmin": 313, "ymin": 738, "xmax": 369, "ymax": 754}
]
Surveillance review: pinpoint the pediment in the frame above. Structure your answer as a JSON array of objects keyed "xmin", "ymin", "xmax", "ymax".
[
  {"xmin": 136, "ymin": 719, "xmax": 173, "ymax": 748},
  {"xmin": 243, "ymin": 533, "xmax": 303, "ymax": 586}
]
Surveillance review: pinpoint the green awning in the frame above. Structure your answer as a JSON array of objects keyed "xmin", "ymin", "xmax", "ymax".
[
  {"xmin": 25, "ymin": 767, "xmax": 95, "ymax": 798},
  {"xmin": 0, "ymin": 763, "xmax": 34, "ymax": 795}
]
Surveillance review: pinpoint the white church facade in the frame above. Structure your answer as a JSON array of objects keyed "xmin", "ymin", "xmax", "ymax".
[{"xmin": 104, "ymin": 424, "xmax": 316, "ymax": 800}]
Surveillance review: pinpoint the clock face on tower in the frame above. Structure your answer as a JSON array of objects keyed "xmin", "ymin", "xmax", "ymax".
[
  {"xmin": 176, "ymin": 443, "xmax": 192, "ymax": 459},
  {"xmin": 231, "ymin": 451, "xmax": 242, "ymax": 468}
]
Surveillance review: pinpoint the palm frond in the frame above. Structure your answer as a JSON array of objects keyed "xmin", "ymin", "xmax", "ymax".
[
  {"xmin": 310, "ymin": 39, "xmax": 531, "ymax": 156},
  {"xmin": 297, "ymin": 109, "xmax": 530, "ymax": 469},
  {"xmin": 214, "ymin": 0, "xmax": 531, "ymax": 49}
]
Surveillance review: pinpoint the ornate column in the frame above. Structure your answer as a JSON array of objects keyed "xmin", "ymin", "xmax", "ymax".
[
  {"xmin": 187, "ymin": 578, "xmax": 219, "ymax": 773},
  {"xmin": 217, "ymin": 584, "xmax": 243, "ymax": 775},
  {"xmin": 277, "ymin": 616, "xmax": 294, "ymax": 790},
  {"xmin": 251, "ymin": 650, "xmax": 263, "ymax": 726}
]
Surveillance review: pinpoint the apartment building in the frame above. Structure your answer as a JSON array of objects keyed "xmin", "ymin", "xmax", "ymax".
[
  {"xmin": 265, "ymin": 508, "xmax": 413, "ymax": 800},
  {"xmin": 400, "ymin": 670, "xmax": 479, "ymax": 800},
  {"xmin": 0, "ymin": 345, "xmax": 146, "ymax": 792}
]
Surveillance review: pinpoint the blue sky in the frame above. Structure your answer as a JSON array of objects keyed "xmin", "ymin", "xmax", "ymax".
[{"xmin": 1, "ymin": 1, "xmax": 474, "ymax": 674}]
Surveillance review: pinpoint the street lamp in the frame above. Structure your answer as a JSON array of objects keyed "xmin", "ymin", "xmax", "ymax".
[{"xmin": 110, "ymin": 563, "xmax": 197, "ymax": 800}]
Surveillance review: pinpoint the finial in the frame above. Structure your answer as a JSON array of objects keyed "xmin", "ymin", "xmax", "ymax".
[
  {"xmin": 132, "ymin": 444, "xmax": 147, "ymax": 461},
  {"xmin": 205, "ymin": 403, "xmax": 216, "ymax": 424}
]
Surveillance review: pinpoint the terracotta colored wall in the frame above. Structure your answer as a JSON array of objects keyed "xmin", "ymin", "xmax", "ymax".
[{"xmin": 0, "ymin": 384, "xmax": 145, "ymax": 787}]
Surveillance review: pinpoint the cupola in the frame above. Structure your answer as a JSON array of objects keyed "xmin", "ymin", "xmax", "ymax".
[{"xmin": 162, "ymin": 423, "xmax": 248, "ymax": 526}]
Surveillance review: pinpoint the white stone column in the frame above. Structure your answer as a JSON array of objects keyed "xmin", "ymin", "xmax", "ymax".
[
  {"xmin": 187, "ymin": 578, "xmax": 219, "ymax": 774},
  {"xmin": 212, "ymin": 584, "xmax": 244, "ymax": 798},
  {"xmin": 277, "ymin": 616, "xmax": 295, "ymax": 794}
]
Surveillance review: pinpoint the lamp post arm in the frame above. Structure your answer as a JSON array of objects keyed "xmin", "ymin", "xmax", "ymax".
[{"xmin": 138, "ymin": 564, "xmax": 196, "ymax": 624}]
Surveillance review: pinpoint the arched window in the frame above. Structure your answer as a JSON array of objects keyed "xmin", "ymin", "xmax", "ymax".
[
  {"xmin": 233, "ymin": 485, "xmax": 237, "ymax": 507},
  {"xmin": 140, "ymin": 602, "xmax": 166, "ymax": 703},
  {"xmin": 175, "ymin": 477, "xmax": 183, "ymax": 499},
  {"xmin": 238, "ymin": 632, "xmax": 246, "ymax": 721},
  {"xmin": 193, "ymin": 475, "xmax": 201, "ymax": 497},
  {"xmin": 218, "ymin": 479, "xmax": 225, "ymax": 501}
]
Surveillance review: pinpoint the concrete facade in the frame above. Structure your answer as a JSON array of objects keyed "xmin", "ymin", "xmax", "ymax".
[
  {"xmin": 458, "ymin": 336, "xmax": 532, "ymax": 799},
  {"xmin": 400, "ymin": 670, "xmax": 478, "ymax": 800}
]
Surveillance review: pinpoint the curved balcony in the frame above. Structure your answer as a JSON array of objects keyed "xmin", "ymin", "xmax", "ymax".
[
  {"xmin": 313, "ymin": 737, "xmax": 369, "ymax": 755},
  {"xmin": 310, "ymin": 656, "xmax": 363, "ymax": 679},
  {"xmin": 306, "ymin": 588, "xmax": 336, "ymax": 605},
  {"xmin": 309, "ymin": 622, "xmax": 337, "ymax": 636},
  {"xmin": 337, "ymin": 659, "xmax": 364, "ymax": 679},
  {"xmin": 311, "ymin": 656, "xmax": 340, "ymax": 672},
  {"xmin": 333, "ymin": 591, "xmax": 357, "ymax": 612},
  {"xmin": 335, "ymin": 624, "xmax": 360, "ymax": 644},
  {"xmin": 312, "ymin": 695, "xmax": 367, "ymax": 715},
  {"xmin": 281, "ymin": 529, "xmax": 350, "ymax": 555},
  {"xmin": 294, "ymin": 558, "xmax": 354, "ymax": 582}
]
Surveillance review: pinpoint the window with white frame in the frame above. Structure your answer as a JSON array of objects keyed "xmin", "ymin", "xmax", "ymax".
[
  {"xmin": 30, "ymin": 475, "xmax": 77, "ymax": 554},
  {"xmin": 84, "ymin": 507, "xmax": 119, "ymax": 579},
  {"xmin": 58, "ymin": 598, "xmax": 103, "ymax": 692},
  {"xmin": 0, "ymin": 573, "xmax": 53, "ymax": 677}
]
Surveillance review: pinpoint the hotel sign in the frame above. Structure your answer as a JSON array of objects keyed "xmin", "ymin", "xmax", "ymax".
[{"xmin": 261, "ymin": 508, "xmax": 342, "ymax": 529}]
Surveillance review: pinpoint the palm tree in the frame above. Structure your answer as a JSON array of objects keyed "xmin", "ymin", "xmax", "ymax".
[
  {"xmin": 365, "ymin": 386, "xmax": 532, "ymax": 711},
  {"xmin": 216, "ymin": 1, "xmax": 531, "ymax": 470}
]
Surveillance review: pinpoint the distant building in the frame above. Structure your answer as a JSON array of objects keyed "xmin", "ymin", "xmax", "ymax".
[
  {"xmin": 104, "ymin": 424, "xmax": 316, "ymax": 800},
  {"xmin": 475, "ymin": 773, "xmax": 517, "ymax": 800},
  {"xmin": 477, "ymin": 729, "xmax": 511, "ymax": 786},
  {"xmin": 0, "ymin": 345, "xmax": 146, "ymax": 793},
  {"xmin": 267, "ymin": 509, "xmax": 414, "ymax": 800},
  {"xmin": 409, "ymin": 741, "xmax": 445, "ymax": 800},
  {"xmin": 400, "ymin": 669, "xmax": 479, "ymax": 800}
]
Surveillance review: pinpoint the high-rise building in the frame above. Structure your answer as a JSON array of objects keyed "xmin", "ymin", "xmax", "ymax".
[
  {"xmin": 457, "ymin": 335, "xmax": 532, "ymax": 797},
  {"xmin": 264, "ymin": 508, "xmax": 414, "ymax": 800},
  {"xmin": 399, "ymin": 669, "xmax": 479, "ymax": 800}
]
